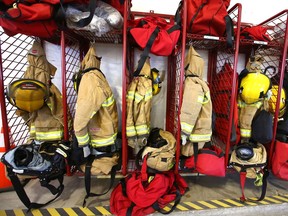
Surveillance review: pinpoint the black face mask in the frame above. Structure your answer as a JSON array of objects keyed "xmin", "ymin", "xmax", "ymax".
[{"xmin": 14, "ymin": 146, "xmax": 34, "ymax": 167}]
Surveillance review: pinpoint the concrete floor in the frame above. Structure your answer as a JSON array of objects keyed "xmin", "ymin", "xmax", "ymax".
[{"xmin": 0, "ymin": 169, "xmax": 288, "ymax": 215}]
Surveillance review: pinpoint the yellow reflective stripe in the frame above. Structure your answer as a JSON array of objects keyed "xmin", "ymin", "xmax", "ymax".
[
  {"xmin": 238, "ymin": 100, "xmax": 262, "ymax": 108},
  {"xmin": 197, "ymin": 95, "xmax": 204, "ymax": 103},
  {"xmin": 46, "ymin": 102, "xmax": 52, "ymax": 109},
  {"xmin": 127, "ymin": 91, "xmax": 135, "ymax": 100},
  {"xmin": 203, "ymin": 91, "xmax": 211, "ymax": 104},
  {"xmin": 91, "ymin": 133, "xmax": 117, "ymax": 147},
  {"xmin": 90, "ymin": 111, "xmax": 96, "ymax": 118},
  {"xmin": 30, "ymin": 125, "xmax": 36, "ymax": 135},
  {"xmin": 135, "ymin": 92, "xmax": 144, "ymax": 103},
  {"xmin": 102, "ymin": 95, "xmax": 115, "ymax": 107},
  {"xmin": 76, "ymin": 133, "xmax": 90, "ymax": 145},
  {"xmin": 126, "ymin": 126, "xmax": 137, "ymax": 137},
  {"xmin": 136, "ymin": 125, "xmax": 149, "ymax": 135},
  {"xmin": 145, "ymin": 89, "xmax": 152, "ymax": 101},
  {"xmin": 35, "ymin": 131, "xmax": 63, "ymax": 140},
  {"xmin": 181, "ymin": 122, "xmax": 194, "ymax": 134},
  {"xmin": 189, "ymin": 133, "xmax": 212, "ymax": 142},
  {"xmin": 240, "ymin": 129, "xmax": 251, "ymax": 137}
]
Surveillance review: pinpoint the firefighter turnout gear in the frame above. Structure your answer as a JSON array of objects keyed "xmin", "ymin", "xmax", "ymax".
[
  {"xmin": 238, "ymin": 98, "xmax": 263, "ymax": 139},
  {"xmin": 14, "ymin": 41, "xmax": 65, "ymax": 142},
  {"xmin": 126, "ymin": 57, "xmax": 153, "ymax": 149},
  {"xmin": 180, "ymin": 46, "xmax": 212, "ymax": 144},
  {"xmin": 237, "ymin": 55, "xmax": 272, "ymax": 140},
  {"xmin": 73, "ymin": 45, "xmax": 118, "ymax": 150}
]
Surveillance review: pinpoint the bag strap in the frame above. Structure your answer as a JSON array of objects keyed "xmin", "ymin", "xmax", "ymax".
[
  {"xmin": 151, "ymin": 182, "xmax": 182, "ymax": 214},
  {"xmin": 225, "ymin": 15, "xmax": 234, "ymax": 48},
  {"xmin": 7, "ymin": 167, "xmax": 64, "ymax": 212},
  {"xmin": 193, "ymin": 142, "xmax": 198, "ymax": 171},
  {"xmin": 82, "ymin": 153, "xmax": 121, "ymax": 207},
  {"xmin": 133, "ymin": 26, "xmax": 160, "ymax": 77},
  {"xmin": 239, "ymin": 168, "xmax": 269, "ymax": 202}
]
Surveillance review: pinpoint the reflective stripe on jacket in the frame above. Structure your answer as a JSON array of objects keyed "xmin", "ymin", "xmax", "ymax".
[
  {"xmin": 180, "ymin": 46, "xmax": 212, "ymax": 143},
  {"xmin": 238, "ymin": 98, "xmax": 263, "ymax": 138},
  {"xmin": 126, "ymin": 58, "xmax": 153, "ymax": 146},
  {"xmin": 21, "ymin": 41, "xmax": 65, "ymax": 142}
]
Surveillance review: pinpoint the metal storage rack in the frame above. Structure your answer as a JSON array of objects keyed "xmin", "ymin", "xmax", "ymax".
[
  {"xmin": 238, "ymin": 10, "xmax": 288, "ymax": 167},
  {"xmin": 0, "ymin": 0, "xmax": 130, "ymax": 177},
  {"xmin": 170, "ymin": 1, "xmax": 243, "ymax": 174},
  {"xmin": 2, "ymin": 1, "xmax": 285, "ymax": 180},
  {"xmin": 124, "ymin": 10, "xmax": 178, "ymax": 173}
]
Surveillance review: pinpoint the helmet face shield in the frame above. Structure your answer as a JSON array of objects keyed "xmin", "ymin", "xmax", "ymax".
[{"xmin": 235, "ymin": 144, "xmax": 254, "ymax": 161}]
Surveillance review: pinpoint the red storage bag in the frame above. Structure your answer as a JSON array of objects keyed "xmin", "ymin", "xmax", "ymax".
[
  {"xmin": 184, "ymin": 145, "xmax": 226, "ymax": 177},
  {"xmin": 272, "ymin": 140, "xmax": 288, "ymax": 180},
  {"xmin": 187, "ymin": 0, "xmax": 231, "ymax": 36},
  {"xmin": 129, "ymin": 16, "xmax": 181, "ymax": 56}
]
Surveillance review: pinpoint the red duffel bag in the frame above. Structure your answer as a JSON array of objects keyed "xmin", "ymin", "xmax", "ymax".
[
  {"xmin": 110, "ymin": 156, "xmax": 188, "ymax": 216},
  {"xmin": 183, "ymin": 144, "xmax": 226, "ymax": 177},
  {"xmin": 272, "ymin": 140, "xmax": 288, "ymax": 180},
  {"xmin": 187, "ymin": 0, "xmax": 231, "ymax": 36},
  {"xmin": 128, "ymin": 15, "xmax": 181, "ymax": 56}
]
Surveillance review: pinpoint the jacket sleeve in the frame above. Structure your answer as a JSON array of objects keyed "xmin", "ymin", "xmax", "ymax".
[
  {"xmin": 74, "ymin": 73, "xmax": 106, "ymax": 147},
  {"xmin": 134, "ymin": 77, "xmax": 152, "ymax": 137},
  {"xmin": 126, "ymin": 80, "xmax": 137, "ymax": 138},
  {"xmin": 180, "ymin": 78, "xmax": 204, "ymax": 136}
]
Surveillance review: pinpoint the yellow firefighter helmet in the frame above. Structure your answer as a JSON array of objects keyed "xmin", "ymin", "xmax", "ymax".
[
  {"xmin": 268, "ymin": 85, "xmax": 286, "ymax": 117},
  {"xmin": 7, "ymin": 79, "xmax": 49, "ymax": 112},
  {"xmin": 239, "ymin": 72, "xmax": 271, "ymax": 104},
  {"xmin": 151, "ymin": 68, "xmax": 162, "ymax": 96}
]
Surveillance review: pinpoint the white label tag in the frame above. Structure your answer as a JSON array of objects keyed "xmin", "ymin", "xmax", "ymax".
[
  {"xmin": 204, "ymin": 35, "xmax": 220, "ymax": 40},
  {"xmin": 254, "ymin": 41, "xmax": 268, "ymax": 45}
]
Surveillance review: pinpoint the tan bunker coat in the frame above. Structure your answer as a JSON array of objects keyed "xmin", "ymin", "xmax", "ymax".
[
  {"xmin": 180, "ymin": 46, "xmax": 212, "ymax": 144},
  {"xmin": 19, "ymin": 41, "xmax": 65, "ymax": 141},
  {"xmin": 74, "ymin": 45, "xmax": 118, "ymax": 148},
  {"xmin": 126, "ymin": 58, "xmax": 153, "ymax": 148}
]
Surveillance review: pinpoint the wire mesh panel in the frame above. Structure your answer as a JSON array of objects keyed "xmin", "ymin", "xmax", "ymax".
[
  {"xmin": 238, "ymin": 10, "xmax": 288, "ymax": 166},
  {"xmin": 62, "ymin": 33, "xmax": 81, "ymax": 137},
  {"xmin": 0, "ymin": 31, "xmax": 35, "ymax": 148},
  {"xmin": 174, "ymin": 3, "xmax": 242, "ymax": 173}
]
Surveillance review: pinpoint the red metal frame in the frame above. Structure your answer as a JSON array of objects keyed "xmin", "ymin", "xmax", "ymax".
[
  {"xmin": 238, "ymin": 10, "xmax": 288, "ymax": 169},
  {"xmin": 172, "ymin": 2, "xmax": 242, "ymax": 175},
  {"xmin": 1, "ymin": 1, "xmax": 285, "ymax": 178},
  {"xmin": 249, "ymin": 10, "xmax": 288, "ymax": 168},
  {"xmin": 121, "ymin": 0, "xmax": 129, "ymax": 175}
]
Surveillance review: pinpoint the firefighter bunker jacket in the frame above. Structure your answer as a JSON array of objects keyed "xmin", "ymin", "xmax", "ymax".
[
  {"xmin": 19, "ymin": 41, "xmax": 65, "ymax": 141},
  {"xmin": 74, "ymin": 45, "xmax": 118, "ymax": 149},
  {"xmin": 126, "ymin": 57, "xmax": 153, "ymax": 149},
  {"xmin": 180, "ymin": 46, "xmax": 212, "ymax": 144}
]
